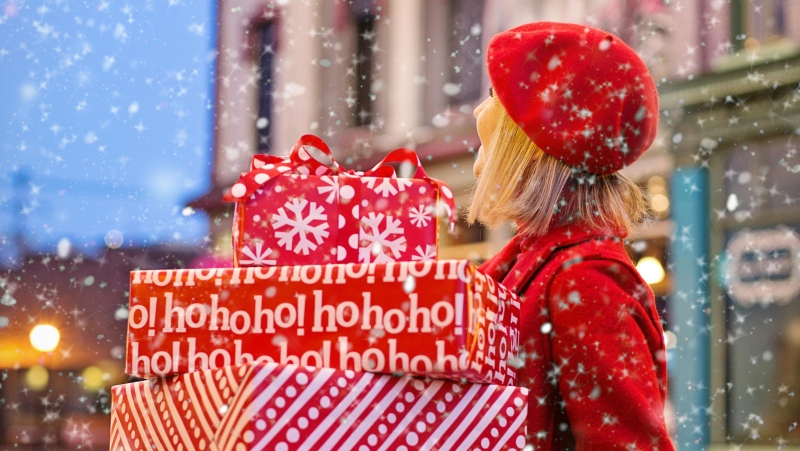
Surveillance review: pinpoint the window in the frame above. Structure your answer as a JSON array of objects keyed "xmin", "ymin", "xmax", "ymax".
[
  {"xmin": 448, "ymin": 0, "xmax": 484, "ymax": 104},
  {"xmin": 724, "ymin": 140, "xmax": 800, "ymax": 219},
  {"xmin": 721, "ymin": 137, "xmax": 800, "ymax": 444},
  {"xmin": 732, "ymin": 0, "xmax": 788, "ymax": 51},
  {"xmin": 723, "ymin": 224, "xmax": 800, "ymax": 444},
  {"xmin": 350, "ymin": 2, "xmax": 377, "ymax": 127},
  {"xmin": 254, "ymin": 21, "xmax": 278, "ymax": 153}
]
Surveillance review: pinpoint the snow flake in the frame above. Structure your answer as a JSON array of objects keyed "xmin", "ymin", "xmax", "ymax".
[
  {"xmin": 252, "ymin": 214, "xmax": 262, "ymax": 223},
  {"xmin": 0, "ymin": 291, "xmax": 16, "ymax": 306},
  {"xmin": 239, "ymin": 242, "xmax": 276, "ymax": 266},
  {"xmin": 359, "ymin": 212, "xmax": 407, "ymax": 263},
  {"xmin": 362, "ymin": 177, "xmax": 413, "ymax": 197},
  {"xmin": 317, "ymin": 176, "xmax": 338, "ymax": 203},
  {"xmin": 411, "ymin": 245, "xmax": 436, "ymax": 261},
  {"xmin": 409, "ymin": 205, "xmax": 432, "ymax": 227},
  {"xmin": 272, "ymin": 198, "xmax": 330, "ymax": 255}
]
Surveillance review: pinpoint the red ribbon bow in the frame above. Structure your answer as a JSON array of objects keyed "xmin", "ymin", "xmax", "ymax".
[{"xmin": 223, "ymin": 134, "xmax": 457, "ymax": 228}]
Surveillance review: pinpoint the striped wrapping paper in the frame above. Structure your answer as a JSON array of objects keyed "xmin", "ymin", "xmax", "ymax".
[{"xmin": 110, "ymin": 362, "xmax": 529, "ymax": 451}]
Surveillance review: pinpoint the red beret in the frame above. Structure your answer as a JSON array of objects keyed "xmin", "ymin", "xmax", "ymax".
[{"xmin": 487, "ymin": 22, "xmax": 659, "ymax": 174}]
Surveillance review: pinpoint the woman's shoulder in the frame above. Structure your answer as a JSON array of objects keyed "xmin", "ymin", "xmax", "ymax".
[
  {"xmin": 546, "ymin": 248, "xmax": 654, "ymax": 317},
  {"xmin": 537, "ymin": 231, "xmax": 634, "ymax": 276},
  {"xmin": 513, "ymin": 230, "xmax": 646, "ymax": 299}
]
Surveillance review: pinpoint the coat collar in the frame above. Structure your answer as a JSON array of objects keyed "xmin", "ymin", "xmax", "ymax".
[{"xmin": 479, "ymin": 223, "xmax": 626, "ymax": 294}]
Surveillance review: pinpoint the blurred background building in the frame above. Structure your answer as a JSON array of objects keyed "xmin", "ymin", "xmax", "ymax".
[{"xmin": 1, "ymin": 0, "xmax": 799, "ymax": 449}]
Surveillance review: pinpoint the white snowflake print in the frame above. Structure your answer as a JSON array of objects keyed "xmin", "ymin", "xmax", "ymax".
[
  {"xmin": 411, "ymin": 244, "xmax": 436, "ymax": 261},
  {"xmin": 359, "ymin": 212, "xmax": 407, "ymax": 263},
  {"xmin": 239, "ymin": 242, "xmax": 276, "ymax": 266},
  {"xmin": 362, "ymin": 177, "xmax": 413, "ymax": 197},
  {"xmin": 272, "ymin": 198, "xmax": 330, "ymax": 255},
  {"xmin": 409, "ymin": 205, "xmax": 432, "ymax": 227},
  {"xmin": 253, "ymin": 214, "xmax": 261, "ymax": 223},
  {"xmin": 317, "ymin": 176, "xmax": 338, "ymax": 204}
]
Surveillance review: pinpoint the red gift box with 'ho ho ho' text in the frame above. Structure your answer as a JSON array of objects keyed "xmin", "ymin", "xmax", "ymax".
[
  {"xmin": 125, "ymin": 260, "xmax": 521, "ymax": 385},
  {"xmin": 110, "ymin": 362, "xmax": 529, "ymax": 451},
  {"xmin": 223, "ymin": 134, "xmax": 457, "ymax": 267}
]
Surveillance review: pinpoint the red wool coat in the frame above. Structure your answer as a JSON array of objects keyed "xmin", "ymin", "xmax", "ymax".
[{"xmin": 479, "ymin": 224, "xmax": 674, "ymax": 451}]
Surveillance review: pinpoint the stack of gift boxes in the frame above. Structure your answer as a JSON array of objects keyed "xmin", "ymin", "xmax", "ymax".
[{"xmin": 110, "ymin": 135, "xmax": 529, "ymax": 450}]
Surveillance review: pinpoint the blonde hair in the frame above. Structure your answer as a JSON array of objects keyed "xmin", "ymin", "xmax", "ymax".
[{"xmin": 467, "ymin": 110, "xmax": 651, "ymax": 236}]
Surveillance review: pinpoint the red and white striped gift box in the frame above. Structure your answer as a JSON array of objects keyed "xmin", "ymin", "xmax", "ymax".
[{"xmin": 110, "ymin": 362, "xmax": 529, "ymax": 451}]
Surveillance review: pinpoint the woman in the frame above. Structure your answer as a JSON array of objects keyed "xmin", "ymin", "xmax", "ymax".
[{"xmin": 470, "ymin": 22, "xmax": 674, "ymax": 450}]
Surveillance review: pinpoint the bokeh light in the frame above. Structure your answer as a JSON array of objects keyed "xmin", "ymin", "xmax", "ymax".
[
  {"xmin": 25, "ymin": 365, "xmax": 49, "ymax": 391},
  {"xmin": 81, "ymin": 366, "xmax": 106, "ymax": 391},
  {"xmin": 104, "ymin": 229, "xmax": 124, "ymax": 249},
  {"xmin": 636, "ymin": 256, "xmax": 666, "ymax": 285},
  {"xmin": 30, "ymin": 324, "xmax": 60, "ymax": 352}
]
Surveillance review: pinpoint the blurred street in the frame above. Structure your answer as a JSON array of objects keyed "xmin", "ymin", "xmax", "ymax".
[{"xmin": 2, "ymin": 0, "xmax": 799, "ymax": 449}]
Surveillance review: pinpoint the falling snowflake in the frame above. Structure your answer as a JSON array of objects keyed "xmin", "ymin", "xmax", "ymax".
[
  {"xmin": 0, "ymin": 291, "xmax": 16, "ymax": 306},
  {"xmin": 317, "ymin": 176, "xmax": 339, "ymax": 203},
  {"xmin": 411, "ymin": 245, "xmax": 436, "ymax": 261},
  {"xmin": 239, "ymin": 242, "xmax": 276, "ymax": 266},
  {"xmin": 359, "ymin": 212, "xmax": 407, "ymax": 263},
  {"xmin": 362, "ymin": 177, "xmax": 413, "ymax": 197},
  {"xmin": 779, "ymin": 157, "xmax": 800, "ymax": 174},
  {"xmin": 272, "ymin": 198, "xmax": 330, "ymax": 255},
  {"xmin": 409, "ymin": 205, "xmax": 432, "ymax": 227}
]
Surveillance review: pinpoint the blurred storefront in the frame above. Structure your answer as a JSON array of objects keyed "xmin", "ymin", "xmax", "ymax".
[
  {"xmin": 662, "ymin": 50, "xmax": 800, "ymax": 451},
  {"xmin": 0, "ymin": 246, "xmax": 201, "ymax": 447},
  {"xmin": 657, "ymin": 1, "xmax": 800, "ymax": 448},
  {"xmin": 188, "ymin": 1, "xmax": 800, "ymax": 449}
]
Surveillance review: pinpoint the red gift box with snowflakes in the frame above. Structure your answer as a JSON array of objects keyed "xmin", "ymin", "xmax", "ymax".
[
  {"xmin": 125, "ymin": 260, "xmax": 521, "ymax": 385},
  {"xmin": 223, "ymin": 134, "xmax": 456, "ymax": 267},
  {"xmin": 110, "ymin": 362, "xmax": 529, "ymax": 451}
]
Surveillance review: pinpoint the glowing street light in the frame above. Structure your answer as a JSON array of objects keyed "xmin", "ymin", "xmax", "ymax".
[
  {"xmin": 30, "ymin": 324, "xmax": 60, "ymax": 352},
  {"xmin": 636, "ymin": 256, "xmax": 666, "ymax": 285}
]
